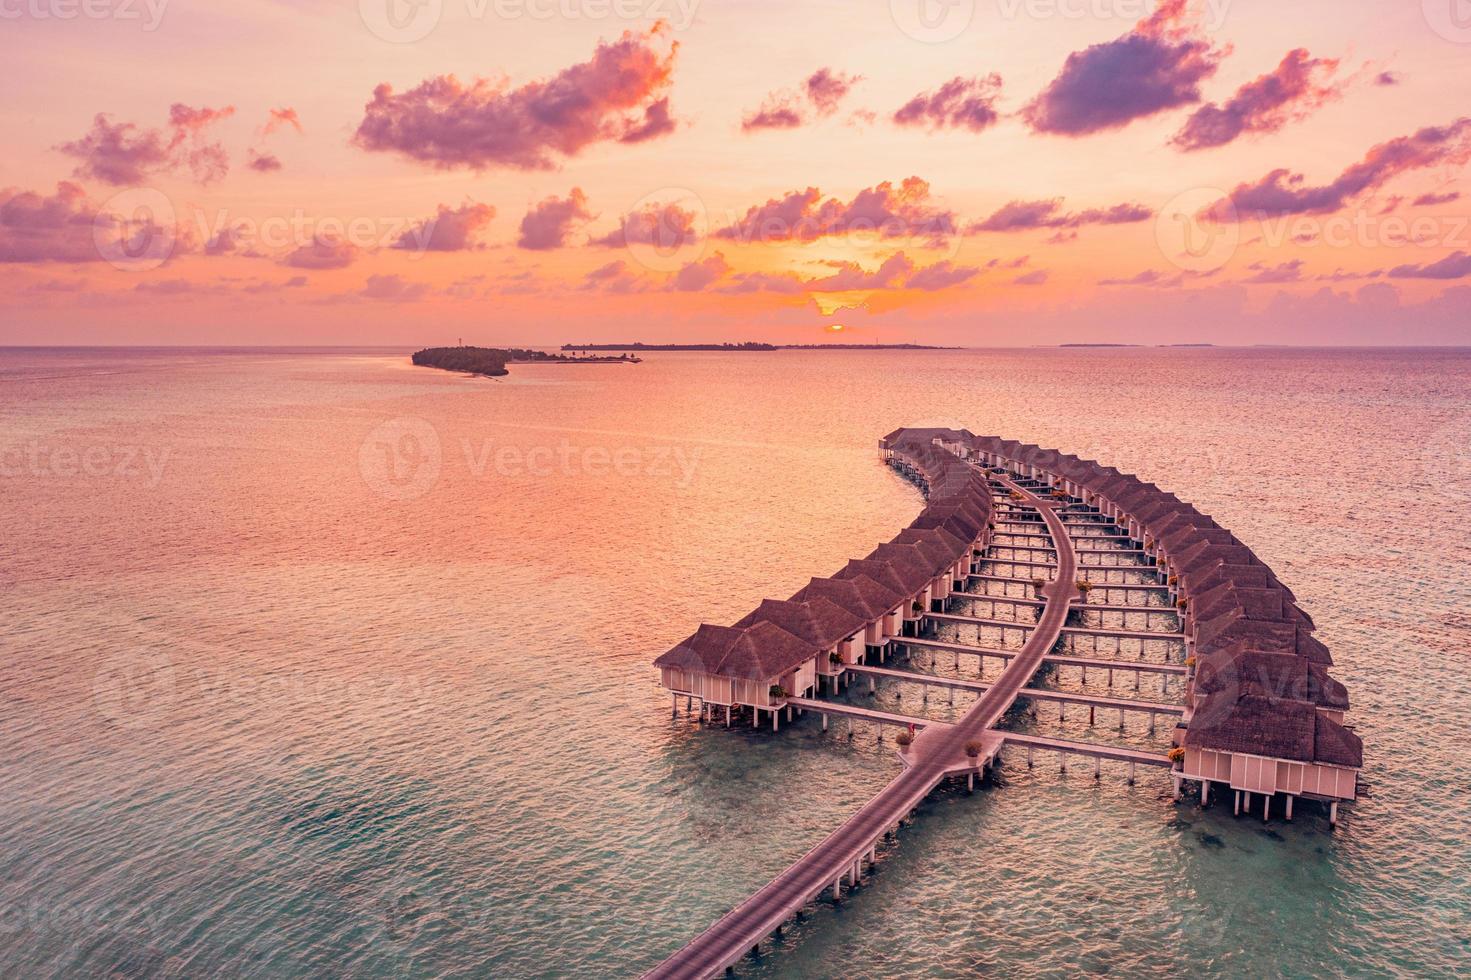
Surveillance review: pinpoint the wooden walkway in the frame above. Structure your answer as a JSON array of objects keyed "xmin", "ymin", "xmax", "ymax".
[
  {"xmin": 844, "ymin": 663, "xmax": 1183, "ymax": 716},
  {"xmin": 887, "ymin": 635, "xmax": 1187, "ymax": 677},
  {"xmin": 644, "ymin": 480, "xmax": 1080, "ymax": 979}
]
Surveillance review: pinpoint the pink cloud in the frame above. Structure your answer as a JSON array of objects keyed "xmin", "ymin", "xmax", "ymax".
[
  {"xmin": 1, "ymin": 182, "xmax": 177, "ymax": 265},
  {"xmin": 968, "ymin": 198, "xmax": 1152, "ymax": 233},
  {"xmin": 282, "ymin": 235, "xmax": 357, "ymax": 269},
  {"xmin": 588, "ymin": 200, "xmax": 699, "ymax": 249},
  {"xmin": 1022, "ymin": 0, "xmax": 1224, "ymax": 137},
  {"xmin": 1215, "ymin": 117, "xmax": 1471, "ymax": 218},
  {"xmin": 894, "ymin": 74, "xmax": 1003, "ymax": 133},
  {"xmin": 58, "ymin": 104, "xmax": 234, "ymax": 185},
  {"xmin": 263, "ymin": 107, "xmax": 303, "ymax": 136},
  {"xmin": 354, "ymin": 25, "xmax": 677, "ymax": 170},
  {"xmin": 670, "ymin": 251, "xmax": 731, "ymax": 291},
  {"xmin": 361, "ymin": 274, "xmax": 430, "ymax": 301},
  {"xmin": 394, "ymin": 201, "xmax": 496, "ymax": 251},
  {"xmin": 247, "ymin": 151, "xmax": 282, "ymax": 172},
  {"xmin": 742, "ymin": 68, "xmax": 861, "ymax": 131},
  {"xmin": 1014, "ymin": 269, "xmax": 1049, "ymax": 285},
  {"xmin": 806, "ymin": 69, "xmax": 861, "ymax": 115},
  {"xmin": 1173, "ymin": 49, "xmax": 1342, "ymax": 151},
  {"xmin": 1412, "ymin": 190, "xmax": 1460, "ymax": 207},
  {"xmin": 1388, "ymin": 251, "xmax": 1471, "ymax": 280},
  {"xmin": 1243, "ymin": 259, "xmax": 1306, "ymax": 283},
  {"xmin": 715, "ymin": 177, "xmax": 957, "ymax": 244},
  {"xmin": 518, "ymin": 188, "xmax": 594, "ymax": 250}
]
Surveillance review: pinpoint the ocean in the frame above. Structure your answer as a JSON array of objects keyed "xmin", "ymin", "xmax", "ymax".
[{"xmin": 2, "ymin": 345, "xmax": 1468, "ymax": 977}]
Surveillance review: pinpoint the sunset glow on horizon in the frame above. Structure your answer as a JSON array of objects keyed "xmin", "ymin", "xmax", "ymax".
[{"xmin": 4, "ymin": 0, "xmax": 1471, "ymax": 345}]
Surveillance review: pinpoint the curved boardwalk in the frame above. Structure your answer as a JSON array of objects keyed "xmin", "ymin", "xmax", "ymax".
[{"xmin": 643, "ymin": 480, "xmax": 1077, "ymax": 980}]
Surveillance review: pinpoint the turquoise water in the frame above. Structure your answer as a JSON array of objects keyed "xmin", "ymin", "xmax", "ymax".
[{"xmin": 1, "ymin": 347, "xmax": 1468, "ymax": 976}]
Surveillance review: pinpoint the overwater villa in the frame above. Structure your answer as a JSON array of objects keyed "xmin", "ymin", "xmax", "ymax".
[{"xmin": 647, "ymin": 427, "xmax": 1363, "ymax": 977}]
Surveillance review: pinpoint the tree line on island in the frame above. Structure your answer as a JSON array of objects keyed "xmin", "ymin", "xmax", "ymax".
[{"xmin": 411, "ymin": 346, "xmax": 637, "ymax": 378}]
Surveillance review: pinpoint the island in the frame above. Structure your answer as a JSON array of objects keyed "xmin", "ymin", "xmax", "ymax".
[{"xmin": 412, "ymin": 346, "xmax": 637, "ymax": 378}]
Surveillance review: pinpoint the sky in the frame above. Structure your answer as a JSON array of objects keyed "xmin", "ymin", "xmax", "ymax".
[{"xmin": 3, "ymin": 0, "xmax": 1471, "ymax": 346}]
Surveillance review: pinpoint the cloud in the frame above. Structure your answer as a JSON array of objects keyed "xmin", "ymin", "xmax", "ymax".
[
  {"xmin": 968, "ymin": 197, "xmax": 1152, "ymax": 233},
  {"xmin": 742, "ymin": 68, "xmax": 861, "ymax": 132},
  {"xmin": 670, "ymin": 251, "xmax": 731, "ymax": 291},
  {"xmin": 1215, "ymin": 117, "xmax": 1471, "ymax": 218},
  {"xmin": 1412, "ymin": 190, "xmax": 1461, "ymax": 207},
  {"xmin": 1014, "ymin": 269, "xmax": 1049, "ymax": 285},
  {"xmin": 353, "ymin": 24, "xmax": 677, "ymax": 170},
  {"xmin": 717, "ymin": 270, "xmax": 807, "ymax": 294},
  {"xmin": 58, "ymin": 104, "xmax": 234, "ymax": 186},
  {"xmin": 281, "ymin": 235, "xmax": 357, "ymax": 269},
  {"xmin": 1021, "ymin": 0, "xmax": 1224, "ymax": 137},
  {"xmin": 1099, "ymin": 268, "xmax": 1171, "ymax": 286},
  {"xmin": 394, "ymin": 201, "xmax": 496, "ymax": 251},
  {"xmin": 714, "ymin": 177, "xmax": 957, "ymax": 245},
  {"xmin": 242, "ymin": 275, "xmax": 308, "ymax": 294},
  {"xmin": 588, "ymin": 199, "xmax": 700, "ymax": 249},
  {"xmin": 905, "ymin": 260, "xmax": 981, "ymax": 290},
  {"xmin": 894, "ymin": 74, "xmax": 1003, "ymax": 132},
  {"xmin": 247, "ymin": 151, "xmax": 282, "ymax": 172},
  {"xmin": 518, "ymin": 188, "xmax": 595, "ymax": 250},
  {"xmin": 1172, "ymin": 49, "xmax": 1342, "ymax": 151},
  {"xmin": 618, "ymin": 97, "xmax": 677, "ymax": 143},
  {"xmin": 1098, "ymin": 266, "xmax": 1220, "ymax": 287},
  {"xmin": 361, "ymin": 274, "xmax": 429, "ymax": 301},
  {"xmin": 134, "ymin": 278, "xmax": 218, "ymax": 295},
  {"xmin": 581, "ymin": 259, "xmax": 649, "ymax": 293},
  {"xmin": 805, "ymin": 69, "xmax": 861, "ymax": 115},
  {"xmin": 1243, "ymin": 259, "xmax": 1305, "ymax": 283},
  {"xmin": 1387, "ymin": 251, "xmax": 1471, "ymax": 280},
  {"xmin": 0, "ymin": 181, "xmax": 177, "ymax": 264},
  {"xmin": 262, "ymin": 107, "xmax": 303, "ymax": 136},
  {"xmin": 800, "ymin": 252, "xmax": 980, "ymax": 293},
  {"xmin": 1375, "ymin": 71, "xmax": 1400, "ymax": 86}
]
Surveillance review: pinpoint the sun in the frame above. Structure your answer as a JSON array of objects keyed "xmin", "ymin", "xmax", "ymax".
[{"xmin": 824, "ymin": 323, "xmax": 847, "ymax": 333}]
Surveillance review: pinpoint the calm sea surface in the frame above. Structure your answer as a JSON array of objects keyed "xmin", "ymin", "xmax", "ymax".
[{"xmin": 1, "ymin": 346, "xmax": 1469, "ymax": 978}]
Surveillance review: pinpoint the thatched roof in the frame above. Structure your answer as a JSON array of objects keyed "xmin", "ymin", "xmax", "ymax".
[
  {"xmin": 734, "ymin": 597, "xmax": 867, "ymax": 650},
  {"xmin": 655, "ymin": 621, "xmax": 819, "ymax": 681}
]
